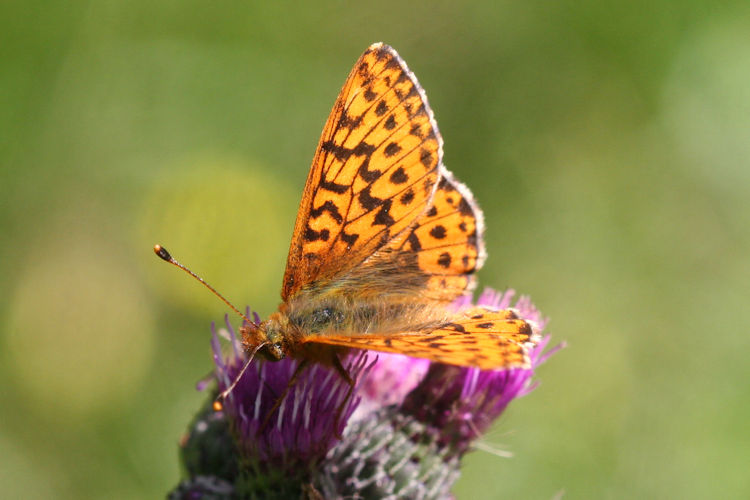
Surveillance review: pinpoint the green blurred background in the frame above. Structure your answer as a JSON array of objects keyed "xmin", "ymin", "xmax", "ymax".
[{"xmin": 2, "ymin": 1, "xmax": 748, "ymax": 498}]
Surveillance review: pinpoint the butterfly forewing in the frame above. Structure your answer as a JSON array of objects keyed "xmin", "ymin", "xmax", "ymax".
[{"xmin": 282, "ymin": 43, "xmax": 443, "ymax": 300}]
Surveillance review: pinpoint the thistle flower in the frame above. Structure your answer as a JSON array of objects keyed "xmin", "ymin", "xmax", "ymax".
[
  {"xmin": 170, "ymin": 289, "xmax": 560, "ymax": 499},
  {"xmin": 400, "ymin": 289, "xmax": 558, "ymax": 456},
  {"xmin": 211, "ymin": 314, "xmax": 371, "ymax": 467}
]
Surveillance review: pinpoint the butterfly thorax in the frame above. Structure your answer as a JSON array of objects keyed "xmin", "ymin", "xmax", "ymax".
[{"xmin": 240, "ymin": 305, "xmax": 345, "ymax": 363}]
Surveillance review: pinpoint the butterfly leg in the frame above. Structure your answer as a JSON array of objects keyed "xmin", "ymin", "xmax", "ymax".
[
  {"xmin": 331, "ymin": 353, "xmax": 355, "ymax": 438},
  {"xmin": 257, "ymin": 358, "xmax": 310, "ymax": 435}
]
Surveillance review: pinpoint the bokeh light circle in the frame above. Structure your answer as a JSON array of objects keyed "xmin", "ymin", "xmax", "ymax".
[
  {"xmin": 4, "ymin": 238, "xmax": 156, "ymax": 419},
  {"xmin": 139, "ymin": 159, "xmax": 295, "ymax": 317}
]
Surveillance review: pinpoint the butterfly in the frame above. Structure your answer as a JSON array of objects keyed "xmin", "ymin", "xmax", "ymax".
[
  {"xmin": 234, "ymin": 42, "xmax": 538, "ymax": 375},
  {"xmin": 156, "ymin": 42, "xmax": 538, "ymax": 393}
]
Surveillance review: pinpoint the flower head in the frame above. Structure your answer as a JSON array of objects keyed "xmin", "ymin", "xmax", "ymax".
[
  {"xmin": 170, "ymin": 289, "xmax": 560, "ymax": 498},
  {"xmin": 401, "ymin": 289, "xmax": 560, "ymax": 455},
  {"xmin": 211, "ymin": 314, "xmax": 371, "ymax": 468}
]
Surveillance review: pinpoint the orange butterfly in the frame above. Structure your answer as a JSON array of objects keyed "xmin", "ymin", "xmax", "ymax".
[
  {"xmin": 157, "ymin": 43, "xmax": 538, "ymax": 385},
  {"xmin": 241, "ymin": 43, "xmax": 538, "ymax": 371}
]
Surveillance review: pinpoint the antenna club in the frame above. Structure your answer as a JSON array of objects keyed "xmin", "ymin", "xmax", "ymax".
[
  {"xmin": 153, "ymin": 243, "xmax": 258, "ymax": 328},
  {"xmin": 154, "ymin": 244, "xmax": 172, "ymax": 262}
]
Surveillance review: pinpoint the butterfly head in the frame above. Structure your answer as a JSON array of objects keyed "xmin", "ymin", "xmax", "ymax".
[{"xmin": 240, "ymin": 313, "xmax": 286, "ymax": 361}]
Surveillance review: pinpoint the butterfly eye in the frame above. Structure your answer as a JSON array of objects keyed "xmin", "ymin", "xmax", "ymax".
[{"xmin": 261, "ymin": 342, "xmax": 283, "ymax": 361}]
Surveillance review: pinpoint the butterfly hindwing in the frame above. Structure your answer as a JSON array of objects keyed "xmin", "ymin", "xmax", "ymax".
[
  {"xmin": 374, "ymin": 169, "xmax": 486, "ymax": 302},
  {"xmin": 301, "ymin": 307, "xmax": 535, "ymax": 370},
  {"xmin": 282, "ymin": 43, "xmax": 443, "ymax": 300}
]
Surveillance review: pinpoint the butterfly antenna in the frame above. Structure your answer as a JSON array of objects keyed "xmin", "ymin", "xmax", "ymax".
[
  {"xmin": 153, "ymin": 244, "xmax": 258, "ymax": 327},
  {"xmin": 214, "ymin": 340, "xmax": 269, "ymax": 410}
]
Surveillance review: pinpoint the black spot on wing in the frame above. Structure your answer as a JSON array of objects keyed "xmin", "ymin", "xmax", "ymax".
[
  {"xmin": 359, "ymin": 186, "xmax": 383, "ymax": 211},
  {"xmin": 321, "ymin": 140, "xmax": 352, "ymax": 162},
  {"xmin": 444, "ymin": 322, "xmax": 467, "ymax": 333},
  {"xmin": 438, "ymin": 177, "xmax": 454, "ymax": 191},
  {"xmin": 375, "ymin": 100, "xmax": 389, "ymax": 116},
  {"xmin": 437, "ymin": 252, "xmax": 451, "ymax": 268},
  {"xmin": 400, "ymin": 188, "xmax": 415, "ymax": 205},
  {"xmin": 338, "ymin": 112, "xmax": 362, "ymax": 130},
  {"xmin": 321, "ymin": 139, "xmax": 376, "ymax": 164},
  {"xmin": 518, "ymin": 321, "xmax": 532, "ymax": 337},
  {"xmin": 373, "ymin": 200, "xmax": 395, "ymax": 227},
  {"xmin": 429, "ymin": 225, "xmax": 446, "ymax": 239},
  {"xmin": 340, "ymin": 231, "xmax": 359, "ymax": 248},
  {"xmin": 420, "ymin": 148, "xmax": 434, "ymax": 168},
  {"xmin": 384, "ymin": 142, "xmax": 402, "ymax": 157},
  {"xmin": 353, "ymin": 141, "xmax": 376, "ymax": 157},
  {"xmin": 358, "ymin": 159, "xmax": 382, "ymax": 182},
  {"xmin": 310, "ymin": 200, "xmax": 344, "ymax": 223},
  {"xmin": 389, "ymin": 166, "xmax": 408, "ymax": 184},
  {"xmin": 409, "ymin": 101, "xmax": 425, "ymax": 117},
  {"xmin": 320, "ymin": 179, "xmax": 349, "ymax": 194},
  {"xmin": 458, "ymin": 197, "xmax": 474, "ymax": 216},
  {"xmin": 304, "ymin": 227, "xmax": 330, "ymax": 242},
  {"xmin": 407, "ymin": 232, "xmax": 422, "ymax": 251}
]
